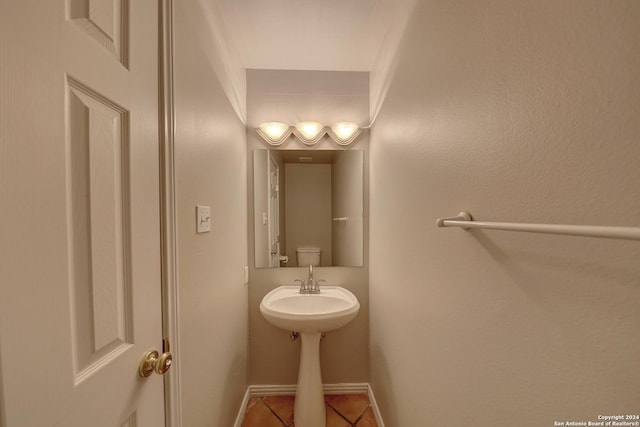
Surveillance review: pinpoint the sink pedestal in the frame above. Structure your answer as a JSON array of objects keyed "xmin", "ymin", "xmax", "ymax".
[
  {"xmin": 259, "ymin": 286, "xmax": 360, "ymax": 427},
  {"xmin": 294, "ymin": 332, "xmax": 325, "ymax": 427}
]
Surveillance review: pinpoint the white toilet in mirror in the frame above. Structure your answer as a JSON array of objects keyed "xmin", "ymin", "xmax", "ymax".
[{"xmin": 296, "ymin": 247, "xmax": 322, "ymax": 267}]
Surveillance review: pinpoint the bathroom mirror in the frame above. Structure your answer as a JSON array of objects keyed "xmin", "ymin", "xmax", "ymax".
[{"xmin": 253, "ymin": 149, "xmax": 363, "ymax": 268}]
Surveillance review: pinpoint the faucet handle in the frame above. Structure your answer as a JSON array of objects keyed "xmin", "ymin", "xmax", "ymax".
[{"xmin": 312, "ymin": 279, "xmax": 325, "ymax": 293}]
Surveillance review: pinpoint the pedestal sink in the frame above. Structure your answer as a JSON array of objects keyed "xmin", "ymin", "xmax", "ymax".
[{"xmin": 260, "ymin": 285, "xmax": 360, "ymax": 427}]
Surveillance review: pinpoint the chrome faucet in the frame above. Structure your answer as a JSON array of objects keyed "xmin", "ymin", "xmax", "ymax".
[{"xmin": 298, "ymin": 264, "xmax": 323, "ymax": 294}]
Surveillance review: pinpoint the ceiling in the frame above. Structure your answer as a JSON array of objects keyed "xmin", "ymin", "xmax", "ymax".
[
  {"xmin": 212, "ymin": 0, "xmax": 411, "ymax": 72},
  {"xmin": 198, "ymin": 0, "xmax": 417, "ymax": 123}
]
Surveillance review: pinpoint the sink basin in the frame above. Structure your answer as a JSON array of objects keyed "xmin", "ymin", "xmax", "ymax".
[
  {"xmin": 260, "ymin": 285, "xmax": 359, "ymax": 427},
  {"xmin": 260, "ymin": 285, "xmax": 360, "ymax": 333}
]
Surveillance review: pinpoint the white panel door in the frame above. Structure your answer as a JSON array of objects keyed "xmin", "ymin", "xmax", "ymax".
[{"xmin": 0, "ymin": 0, "xmax": 165, "ymax": 426}]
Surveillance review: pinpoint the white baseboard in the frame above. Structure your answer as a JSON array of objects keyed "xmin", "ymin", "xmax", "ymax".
[
  {"xmin": 249, "ymin": 382, "xmax": 369, "ymax": 396},
  {"xmin": 233, "ymin": 383, "xmax": 384, "ymax": 427},
  {"xmin": 367, "ymin": 384, "xmax": 386, "ymax": 427},
  {"xmin": 231, "ymin": 387, "xmax": 251, "ymax": 427}
]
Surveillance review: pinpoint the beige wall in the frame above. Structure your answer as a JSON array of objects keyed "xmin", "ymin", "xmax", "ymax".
[
  {"xmin": 174, "ymin": 2, "xmax": 248, "ymax": 426},
  {"xmin": 285, "ymin": 163, "xmax": 332, "ymax": 267},
  {"xmin": 332, "ymin": 151, "xmax": 364, "ymax": 266},
  {"xmin": 246, "ymin": 69, "xmax": 369, "ymax": 129},
  {"xmin": 369, "ymin": 1, "xmax": 640, "ymax": 426},
  {"xmin": 247, "ymin": 132, "xmax": 370, "ymax": 385}
]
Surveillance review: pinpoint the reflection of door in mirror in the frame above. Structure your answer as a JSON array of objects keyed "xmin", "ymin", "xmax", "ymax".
[
  {"xmin": 253, "ymin": 150, "xmax": 270, "ymax": 267},
  {"xmin": 268, "ymin": 154, "xmax": 280, "ymax": 267}
]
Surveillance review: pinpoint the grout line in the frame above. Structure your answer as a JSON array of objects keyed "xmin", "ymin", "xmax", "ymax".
[
  {"xmin": 260, "ymin": 397, "xmax": 290, "ymax": 427},
  {"xmin": 326, "ymin": 402, "xmax": 356, "ymax": 426},
  {"xmin": 352, "ymin": 404, "xmax": 372, "ymax": 425}
]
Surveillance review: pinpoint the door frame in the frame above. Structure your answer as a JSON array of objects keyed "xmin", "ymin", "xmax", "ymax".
[{"xmin": 159, "ymin": 0, "xmax": 182, "ymax": 426}]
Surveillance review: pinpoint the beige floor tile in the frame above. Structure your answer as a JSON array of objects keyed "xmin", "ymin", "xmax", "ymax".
[
  {"xmin": 326, "ymin": 404, "xmax": 351, "ymax": 427},
  {"xmin": 241, "ymin": 399, "xmax": 285, "ymax": 427},
  {"xmin": 241, "ymin": 393, "xmax": 378, "ymax": 427},
  {"xmin": 325, "ymin": 394, "xmax": 371, "ymax": 423},
  {"xmin": 263, "ymin": 395, "xmax": 295, "ymax": 426},
  {"xmin": 355, "ymin": 407, "xmax": 378, "ymax": 427},
  {"xmin": 244, "ymin": 397, "xmax": 260, "ymax": 412}
]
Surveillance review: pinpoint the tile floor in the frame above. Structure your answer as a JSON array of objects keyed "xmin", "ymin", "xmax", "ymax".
[{"xmin": 241, "ymin": 393, "xmax": 378, "ymax": 427}]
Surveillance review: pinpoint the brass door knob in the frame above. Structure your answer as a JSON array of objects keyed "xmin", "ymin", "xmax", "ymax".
[{"xmin": 139, "ymin": 349, "xmax": 173, "ymax": 378}]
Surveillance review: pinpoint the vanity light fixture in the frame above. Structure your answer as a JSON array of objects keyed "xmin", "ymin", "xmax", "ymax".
[
  {"xmin": 255, "ymin": 121, "xmax": 362, "ymax": 146},
  {"xmin": 327, "ymin": 122, "xmax": 361, "ymax": 146},
  {"xmin": 293, "ymin": 121, "xmax": 325, "ymax": 145},
  {"xmin": 256, "ymin": 122, "xmax": 292, "ymax": 145}
]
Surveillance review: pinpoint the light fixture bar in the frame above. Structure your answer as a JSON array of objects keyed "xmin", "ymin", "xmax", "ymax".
[{"xmin": 256, "ymin": 121, "xmax": 362, "ymax": 146}]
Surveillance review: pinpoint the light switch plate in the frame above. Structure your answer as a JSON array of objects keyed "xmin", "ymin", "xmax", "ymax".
[
  {"xmin": 196, "ymin": 205, "xmax": 211, "ymax": 233},
  {"xmin": 243, "ymin": 266, "xmax": 249, "ymax": 285}
]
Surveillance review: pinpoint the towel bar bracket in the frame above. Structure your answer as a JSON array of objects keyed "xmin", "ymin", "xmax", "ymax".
[{"xmin": 435, "ymin": 211, "xmax": 472, "ymax": 229}]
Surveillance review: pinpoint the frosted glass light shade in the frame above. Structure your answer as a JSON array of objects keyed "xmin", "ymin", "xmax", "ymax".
[
  {"xmin": 257, "ymin": 122, "xmax": 292, "ymax": 145},
  {"xmin": 293, "ymin": 121, "xmax": 325, "ymax": 145},
  {"xmin": 328, "ymin": 122, "xmax": 361, "ymax": 145}
]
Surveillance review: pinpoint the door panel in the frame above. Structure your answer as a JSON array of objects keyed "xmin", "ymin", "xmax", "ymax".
[
  {"xmin": 0, "ymin": 0, "xmax": 165, "ymax": 425},
  {"xmin": 67, "ymin": 77, "xmax": 133, "ymax": 382},
  {"xmin": 68, "ymin": 0, "xmax": 128, "ymax": 67}
]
